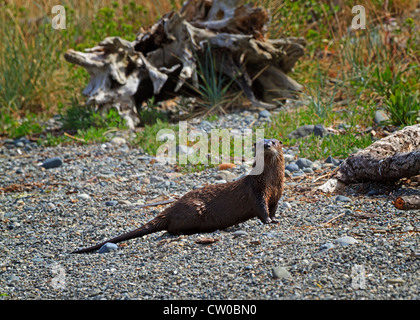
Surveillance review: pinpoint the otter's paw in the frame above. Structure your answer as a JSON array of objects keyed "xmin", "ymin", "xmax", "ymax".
[{"xmin": 261, "ymin": 217, "xmax": 272, "ymax": 224}]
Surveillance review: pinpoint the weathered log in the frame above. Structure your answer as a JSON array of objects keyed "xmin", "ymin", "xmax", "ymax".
[
  {"xmin": 336, "ymin": 124, "xmax": 420, "ymax": 184},
  {"xmin": 64, "ymin": 0, "xmax": 306, "ymax": 128},
  {"xmin": 394, "ymin": 195, "xmax": 420, "ymax": 210}
]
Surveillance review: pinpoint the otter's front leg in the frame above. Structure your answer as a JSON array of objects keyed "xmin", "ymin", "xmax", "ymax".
[
  {"xmin": 269, "ymin": 202, "xmax": 280, "ymax": 224},
  {"xmin": 255, "ymin": 196, "xmax": 272, "ymax": 224}
]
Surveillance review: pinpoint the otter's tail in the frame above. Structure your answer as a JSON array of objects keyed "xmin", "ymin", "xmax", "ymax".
[{"xmin": 71, "ymin": 215, "xmax": 168, "ymax": 254}]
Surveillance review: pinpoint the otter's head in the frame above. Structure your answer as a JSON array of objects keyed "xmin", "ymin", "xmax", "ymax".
[
  {"xmin": 263, "ymin": 139, "xmax": 282, "ymax": 155},
  {"xmin": 253, "ymin": 139, "xmax": 283, "ymax": 158},
  {"xmin": 250, "ymin": 139, "xmax": 283, "ymax": 175}
]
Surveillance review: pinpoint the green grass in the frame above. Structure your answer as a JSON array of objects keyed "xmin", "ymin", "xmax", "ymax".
[{"xmin": 134, "ymin": 119, "xmax": 178, "ymax": 155}]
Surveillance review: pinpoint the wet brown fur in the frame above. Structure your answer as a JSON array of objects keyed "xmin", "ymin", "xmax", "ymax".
[{"xmin": 72, "ymin": 139, "xmax": 285, "ymax": 253}]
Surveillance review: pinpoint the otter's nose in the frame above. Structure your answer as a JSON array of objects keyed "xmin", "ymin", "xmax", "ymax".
[{"xmin": 263, "ymin": 139, "xmax": 273, "ymax": 149}]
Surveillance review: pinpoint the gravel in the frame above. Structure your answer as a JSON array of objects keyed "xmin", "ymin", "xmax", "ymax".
[{"xmin": 0, "ymin": 109, "xmax": 419, "ymax": 300}]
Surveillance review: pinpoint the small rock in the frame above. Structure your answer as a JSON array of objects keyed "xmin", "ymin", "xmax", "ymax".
[
  {"xmin": 367, "ymin": 190, "xmax": 379, "ymax": 196},
  {"xmin": 138, "ymin": 177, "xmax": 150, "ymax": 184},
  {"xmin": 385, "ymin": 278, "xmax": 405, "ymax": 284},
  {"xmin": 325, "ymin": 155, "xmax": 340, "ymax": 165},
  {"xmin": 215, "ymin": 170, "xmax": 236, "ymax": 182},
  {"xmin": 244, "ymin": 115, "xmax": 255, "ymax": 123},
  {"xmin": 105, "ymin": 200, "xmax": 118, "ymax": 207},
  {"xmin": 292, "ymin": 171, "xmax": 305, "ymax": 177},
  {"xmin": 7, "ymin": 275, "xmax": 19, "ymax": 283},
  {"xmin": 272, "ymin": 267, "xmax": 292, "ymax": 280},
  {"xmin": 283, "ymin": 154, "xmax": 295, "ymax": 163},
  {"xmin": 98, "ymin": 242, "xmax": 118, "ymax": 254},
  {"xmin": 76, "ymin": 193, "xmax": 91, "ymax": 200},
  {"xmin": 296, "ymin": 158, "xmax": 313, "ymax": 169},
  {"xmin": 150, "ymin": 176, "xmax": 164, "ymax": 183},
  {"xmin": 88, "ymin": 288, "xmax": 102, "ymax": 296},
  {"xmin": 302, "ymin": 167, "xmax": 313, "ymax": 174},
  {"xmin": 335, "ymin": 195, "xmax": 352, "ymax": 203},
  {"xmin": 110, "ymin": 137, "xmax": 127, "ymax": 147},
  {"xmin": 281, "ymin": 202, "xmax": 292, "ymax": 209},
  {"xmin": 285, "ymin": 163, "xmax": 299, "ymax": 172},
  {"xmin": 334, "ymin": 236, "xmax": 358, "ymax": 247},
  {"xmin": 47, "ymin": 202, "xmax": 56, "ymax": 209},
  {"xmin": 319, "ymin": 242, "xmax": 335, "ymax": 252},
  {"xmin": 312, "ymin": 161, "xmax": 322, "ymax": 170},
  {"xmin": 374, "ymin": 110, "xmax": 389, "ymax": 125},
  {"xmin": 41, "ymin": 157, "xmax": 63, "ymax": 169},
  {"xmin": 287, "ymin": 125, "xmax": 315, "ymax": 139},
  {"xmin": 258, "ymin": 110, "xmax": 271, "ymax": 119},
  {"xmin": 313, "ymin": 124, "xmax": 327, "ymax": 137},
  {"xmin": 200, "ymin": 120, "xmax": 212, "ymax": 127},
  {"xmin": 232, "ymin": 230, "xmax": 248, "ymax": 238}
]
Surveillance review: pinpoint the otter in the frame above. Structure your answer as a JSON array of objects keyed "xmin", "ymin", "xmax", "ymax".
[{"xmin": 72, "ymin": 138, "xmax": 285, "ymax": 253}]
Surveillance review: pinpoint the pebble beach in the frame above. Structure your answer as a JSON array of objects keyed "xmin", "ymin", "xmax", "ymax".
[{"xmin": 1, "ymin": 110, "xmax": 419, "ymax": 300}]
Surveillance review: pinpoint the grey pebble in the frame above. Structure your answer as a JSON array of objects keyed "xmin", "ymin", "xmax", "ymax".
[
  {"xmin": 313, "ymin": 124, "xmax": 327, "ymax": 137},
  {"xmin": 41, "ymin": 157, "xmax": 63, "ymax": 169},
  {"xmin": 335, "ymin": 195, "xmax": 352, "ymax": 203},
  {"xmin": 258, "ymin": 110, "xmax": 271, "ymax": 119},
  {"xmin": 98, "ymin": 242, "xmax": 118, "ymax": 253},
  {"xmin": 296, "ymin": 158, "xmax": 313, "ymax": 169},
  {"xmin": 292, "ymin": 171, "xmax": 305, "ymax": 177},
  {"xmin": 325, "ymin": 155, "xmax": 340, "ymax": 166},
  {"xmin": 373, "ymin": 110, "xmax": 389, "ymax": 125},
  {"xmin": 302, "ymin": 167, "xmax": 313, "ymax": 174},
  {"xmin": 281, "ymin": 202, "xmax": 292, "ymax": 209},
  {"xmin": 7, "ymin": 275, "xmax": 20, "ymax": 283},
  {"xmin": 77, "ymin": 193, "xmax": 91, "ymax": 200},
  {"xmin": 283, "ymin": 154, "xmax": 295, "ymax": 163},
  {"xmin": 319, "ymin": 242, "xmax": 335, "ymax": 252},
  {"xmin": 110, "ymin": 137, "xmax": 126, "ymax": 146},
  {"xmin": 285, "ymin": 163, "xmax": 299, "ymax": 172},
  {"xmin": 287, "ymin": 125, "xmax": 315, "ymax": 139},
  {"xmin": 105, "ymin": 200, "xmax": 118, "ymax": 207},
  {"xmin": 232, "ymin": 230, "xmax": 248, "ymax": 238},
  {"xmin": 272, "ymin": 267, "xmax": 292, "ymax": 280},
  {"xmin": 334, "ymin": 236, "xmax": 358, "ymax": 247}
]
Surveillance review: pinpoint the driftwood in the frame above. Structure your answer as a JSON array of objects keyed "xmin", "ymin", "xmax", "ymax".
[
  {"xmin": 336, "ymin": 124, "xmax": 420, "ymax": 184},
  {"xmin": 394, "ymin": 195, "xmax": 420, "ymax": 210},
  {"xmin": 64, "ymin": 0, "xmax": 306, "ymax": 128}
]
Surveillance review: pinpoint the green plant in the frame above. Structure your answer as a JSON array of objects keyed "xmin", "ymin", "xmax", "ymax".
[
  {"xmin": 193, "ymin": 45, "xmax": 235, "ymax": 113},
  {"xmin": 40, "ymin": 132, "xmax": 72, "ymax": 147},
  {"xmin": 135, "ymin": 119, "xmax": 178, "ymax": 155},
  {"xmin": 138, "ymin": 97, "xmax": 168, "ymax": 125},
  {"xmin": 8, "ymin": 114, "xmax": 45, "ymax": 139},
  {"xmin": 60, "ymin": 103, "xmax": 127, "ymax": 131},
  {"xmin": 297, "ymin": 130, "xmax": 373, "ymax": 160},
  {"xmin": 384, "ymin": 89, "xmax": 419, "ymax": 126}
]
